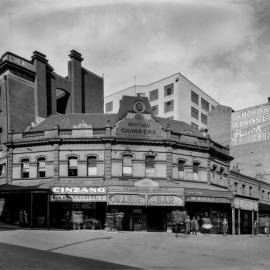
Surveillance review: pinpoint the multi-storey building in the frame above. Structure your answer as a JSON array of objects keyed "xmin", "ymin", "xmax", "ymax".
[
  {"xmin": 1, "ymin": 95, "xmax": 269, "ymax": 234},
  {"xmin": 104, "ymin": 73, "xmax": 218, "ymax": 130},
  {"xmin": 0, "ymin": 50, "xmax": 104, "ymax": 146}
]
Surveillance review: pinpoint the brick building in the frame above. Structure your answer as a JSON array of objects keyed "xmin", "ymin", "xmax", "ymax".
[
  {"xmin": 0, "ymin": 95, "xmax": 268, "ymax": 234},
  {"xmin": 0, "ymin": 50, "xmax": 104, "ymax": 146}
]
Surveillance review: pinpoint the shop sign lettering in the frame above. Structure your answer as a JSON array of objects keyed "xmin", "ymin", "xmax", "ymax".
[
  {"xmin": 234, "ymin": 198, "xmax": 258, "ymax": 211},
  {"xmin": 50, "ymin": 195, "xmax": 107, "ymax": 202},
  {"xmin": 186, "ymin": 196, "xmax": 230, "ymax": 204},
  {"xmin": 109, "ymin": 194, "xmax": 146, "ymax": 205},
  {"xmin": 148, "ymin": 195, "xmax": 183, "ymax": 206},
  {"xmin": 51, "ymin": 187, "xmax": 107, "ymax": 194}
]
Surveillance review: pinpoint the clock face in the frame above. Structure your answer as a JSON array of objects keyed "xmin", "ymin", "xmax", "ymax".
[{"xmin": 133, "ymin": 101, "xmax": 145, "ymax": 113}]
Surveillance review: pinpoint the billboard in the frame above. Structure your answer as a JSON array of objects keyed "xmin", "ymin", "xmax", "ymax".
[{"xmin": 231, "ymin": 103, "xmax": 270, "ymax": 146}]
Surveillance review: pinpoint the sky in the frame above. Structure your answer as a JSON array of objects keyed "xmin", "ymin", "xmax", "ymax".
[{"xmin": 0, "ymin": 0, "xmax": 270, "ymax": 111}]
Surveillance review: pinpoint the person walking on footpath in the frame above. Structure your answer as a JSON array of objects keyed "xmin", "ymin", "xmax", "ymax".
[
  {"xmin": 194, "ymin": 217, "xmax": 199, "ymax": 235},
  {"xmin": 254, "ymin": 220, "xmax": 258, "ymax": 236},
  {"xmin": 185, "ymin": 215, "xmax": 191, "ymax": 234},
  {"xmin": 191, "ymin": 217, "xmax": 197, "ymax": 235},
  {"xmin": 222, "ymin": 218, "xmax": 228, "ymax": 236},
  {"xmin": 65, "ymin": 210, "xmax": 71, "ymax": 230}
]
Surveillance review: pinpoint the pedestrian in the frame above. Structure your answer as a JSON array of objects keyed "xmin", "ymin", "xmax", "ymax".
[
  {"xmin": 191, "ymin": 217, "xmax": 197, "ymax": 235},
  {"xmin": 254, "ymin": 220, "xmax": 258, "ymax": 236},
  {"xmin": 185, "ymin": 215, "xmax": 191, "ymax": 234},
  {"xmin": 222, "ymin": 218, "xmax": 228, "ymax": 236},
  {"xmin": 194, "ymin": 217, "xmax": 199, "ymax": 235},
  {"xmin": 65, "ymin": 210, "xmax": 71, "ymax": 230},
  {"xmin": 265, "ymin": 219, "xmax": 269, "ymax": 237},
  {"xmin": 23, "ymin": 210, "xmax": 28, "ymax": 226},
  {"xmin": 19, "ymin": 209, "xmax": 24, "ymax": 227}
]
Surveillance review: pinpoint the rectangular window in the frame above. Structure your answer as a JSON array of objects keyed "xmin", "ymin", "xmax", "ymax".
[
  {"xmin": 123, "ymin": 155, "xmax": 132, "ymax": 177},
  {"xmin": 191, "ymin": 122, "xmax": 199, "ymax": 129},
  {"xmin": 149, "ymin": 89, "xmax": 158, "ymax": 101},
  {"xmin": 145, "ymin": 156, "xmax": 155, "ymax": 177},
  {"xmin": 164, "ymin": 100, "xmax": 174, "ymax": 113},
  {"xmin": 105, "ymin": 102, "xmax": 113, "ymax": 112},
  {"xmin": 68, "ymin": 157, "xmax": 78, "ymax": 176},
  {"xmin": 178, "ymin": 160, "xmax": 185, "ymax": 179},
  {"xmin": 249, "ymin": 186, "xmax": 253, "ymax": 197},
  {"xmin": 37, "ymin": 158, "xmax": 46, "ymax": 178},
  {"xmin": 201, "ymin": 113, "xmax": 208, "ymax": 125},
  {"xmin": 191, "ymin": 91, "xmax": 199, "ymax": 105},
  {"xmin": 191, "ymin": 107, "xmax": 199, "ymax": 120},
  {"xmin": 193, "ymin": 162, "xmax": 199, "ymax": 180},
  {"xmin": 21, "ymin": 159, "xmax": 30, "ymax": 178},
  {"xmin": 87, "ymin": 156, "xmax": 97, "ymax": 176},
  {"xmin": 151, "ymin": 105, "xmax": 159, "ymax": 116},
  {"xmin": 0, "ymin": 163, "xmax": 5, "ymax": 177},
  {"xmin": 164, "ymin": 84, "xmax": 174, "ymax": 96},
  {"xmin": 234, "ymin": 182, "xmax": 238, "ymax": 193},
  {"xmin": 201, "ymin": 98, "xmax": 209, "ymax": 112}
]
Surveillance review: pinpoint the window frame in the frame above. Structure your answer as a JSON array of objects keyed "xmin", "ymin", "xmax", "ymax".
[
  {"xmin": 164, "ymin": 84, "xmax": 174, "ymax": 97},
  {"xmin": 68, "ymin": 156, "xmax": 78, "ymax": 177},
  {"xmin": 105, "ymin": 101, "xmax": 113, "ymax": 112},
  {"xmin": 164, "ymin": 100, "xmax": 174, "ymax": 113},
  {"xmin": 191, "ymin": 91, "xmax": 199, "ymax": 105},
  {"xmin": 37, "ymin": 157, "xmax": 46, "ymax": 178},
  {"xmin": 21, "ymin": 158, "xmax": 30, "ymax": 179},
  {"xmin": 201, "ymin": 98, "xmax": 210, "ymax": 112},
  {"xmin": 149, "ymin": 89, "xmax": 159, "ymax": 101},
  {"xmin": 122, "ymin": 155, "xmax": 133, "ymax": 177},
  {"xmin": 145, "ymin": 155, "xmax": 155, "ymax": 178},
  {"xmin": 87, "ymin": 156, "xmax": 97, "ymax": 176},
  {"xmin": 191, "ymin": 107, "xmax": 199, "ymax": 120}
]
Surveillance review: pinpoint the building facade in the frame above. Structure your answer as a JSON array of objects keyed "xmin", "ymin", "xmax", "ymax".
[
  {"xmin": 0, "ymin": 50, "xmax": 104, "ymax": 147},
  {"xmin": 208, "ymin": 99, "xmax": 270, "ymax": 183},
  {"xmin": 1, "ymin": 95, "xmax": 269, "ymax": 234},
  {"xmin": 104, "ymin": 73, "xmax": 218, "ymax": 130}
]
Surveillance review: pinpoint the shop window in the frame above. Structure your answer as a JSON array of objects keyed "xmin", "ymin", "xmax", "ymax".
[
  {"xmin": 178, "ymin": 160, "xmax": 185, "ymax": 179},
  {"xmin": 87, "ymin": 156, "xmax": 97, "ymax": 176},
  {"xmin": 191, "ymin": 107, "xmax": 199, "ymax": 120},
  {"xmin": 151, "ymin": 105, "xmax": 158, "ymax": 116},
  {"xmin": 105, "ymin": 102, "xmax": 113, "ymax": 112},
  {"xmin": 164, "ymin": 100, "xmax": 174, "ymax": 113},
  {"xmin": 0, "ymin": 163, "xmax": 5, "ymax": 176},
  {"xmin": 191, "ymin": 91, "xmax": 199, "ymax": 105},
  {"xmin": 145, "ymin": 155, "xmax": 155, "ymax": 178},
  {"xmin": 193, "ymin": 162, "xmax": 200, "ymax": 180},
  {"xmin": 68, "ymin": 157, "xmax": 78, "ymax": 176},
  {"xmin": 21, "ymin": 159, "xmax": 30, "ymax": 178},
  {"xmin": 201, "ymin": 98, "xmax": 209, "ymax": 112},
  {"xmin": 37, "ymin": 157, "xmax": 46, "ymax": 178},
  {"xmin": 164, "ymin": 84, "xmax": 174, "ymax": 96},
  {"xmin": 149, "ymin": 89, "xmax": 158, "ymax": 101},
  {"xmin": 123, "ymin": 155, "xmax": 132, "ymax": 177}
]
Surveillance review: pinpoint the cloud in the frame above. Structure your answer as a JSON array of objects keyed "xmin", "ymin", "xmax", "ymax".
[{"xmin": 0, "ymin": 0, "xmax": 269, "ymax": 111}]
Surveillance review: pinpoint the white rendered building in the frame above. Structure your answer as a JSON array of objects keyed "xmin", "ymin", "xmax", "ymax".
[{"xmin": 105, "ymin": 73, "xmax": 218, "ymax": 130}]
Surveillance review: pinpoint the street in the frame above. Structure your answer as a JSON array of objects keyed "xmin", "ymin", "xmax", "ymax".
[{"xmin": 0, "ymin": 229, "xmax": 270, "ymax": 270}]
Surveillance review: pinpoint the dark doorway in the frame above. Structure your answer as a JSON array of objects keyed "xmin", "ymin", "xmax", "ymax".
[{"xmin": 147, "ymin": 207, "xmax": 166, "ymax": 231}]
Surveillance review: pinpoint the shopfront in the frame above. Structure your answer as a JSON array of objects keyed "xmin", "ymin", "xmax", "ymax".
[
  {"xmin": 234, "ymin": 197, "xmax": 258, "ymax": 235},
  {"xmin": 185, "ymin": 188, "xmax": 233, "ymax": 234},
  {"xmin": 50, "ymin": 186, "xmax": 107, "ymax": 229},
  {"xmin": 107, "ymin": 179, "xmax": 184, "ymax": 231}
]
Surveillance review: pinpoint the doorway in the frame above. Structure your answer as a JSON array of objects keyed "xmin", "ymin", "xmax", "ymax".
[{"xmin": 147, "ymin": 207, "xmax": 166, "ymax": 231}]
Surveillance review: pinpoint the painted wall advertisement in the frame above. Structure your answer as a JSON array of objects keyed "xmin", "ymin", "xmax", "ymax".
[{"xmin": 231, "ymin": 104, "xmax": 270, "ymax": 146}]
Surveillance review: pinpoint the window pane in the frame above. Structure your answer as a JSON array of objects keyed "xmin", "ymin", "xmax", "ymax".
[
  {"xmin": 146, "ymin": 168, "xmax": 155, "ymax": 177},
  {"xmin": 201, "ymin": 98, "xmax": 209, "ymax": 112},
  {"xmin": 178, "ymin": 161, "xmax": 185, "ymax": 171},
  {"xmin": 87, "ymin": 157, "xmax": 97, "ymax": 167},
  {"xmin": 149, "ymin": 89, "xmax": 158, "ymax": 101},
  {"xmin": 123, "ymin": 155, "xmax": 132, "ymax": 166},
  {"xmin": 69, "ymin": 158, "xmax": 78, "ymax": 168},
  {"xmin": 164, "ymin": 100, "xmax": 174, "ymax": 113},
  {"xmin": 164, "ymin": 84, "xmax": 174, "ymax": 96},
  {"xmin": 105, "ymin": 102, "xmax": 113, "ymax": 112},
  {"xmin": 88, "ymin": 167, "xmax": 97, "ymax": 176},
  {"xmin": 193, "ymin": 163, "xmax": 199, "ymax": 173},
  {"xmin": 201, "ymin": 113, "xmax": 207, "ymax": 125},
  {"xmin": 191, "ymin": 107, "xmax": 199, "ymax": 120},
  {"xmin": 145, "ymin": 156, "xmax": 155, "ymax": 168},
  {"xmin": 191, "ymin": 91, "xmax": 199, "ymax": 105},
  {"xmin": 123, "ymin": 166, "xmax": 132, "ymax": 176}
]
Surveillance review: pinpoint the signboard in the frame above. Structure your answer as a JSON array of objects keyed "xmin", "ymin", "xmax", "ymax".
[
  {"xmin": 148, "ymin": 195, "xmax": 183, "ymax": 206},
  {"xmin": 51, "ymin": 187, "xmax": 107, "ymax": 194},
  {"xmin": 116, "ymin": 113, "xmax": 164, "ymax": 138},
  {"xmin": 50, "ymin": 194, "xmax": 107, "ymax": 202},
  {"xmin": 234, "ymin": 198, "xmax": 258, "ymax": 211},
  {"xmin": 186, "ymin": 196, "xmax": 230, "ymax": 204},
  {"xmin": 109, "ymin": 194, "xmax": 146, "ymax": 206},
  {"xmin": 231, "ymin": 103, "xmax": 270, "ymax": 146}
]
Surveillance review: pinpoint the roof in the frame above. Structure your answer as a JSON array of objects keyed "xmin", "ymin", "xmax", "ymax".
[{"xmin": 29, "ymin": 113, "xmax": 203, "ymax": 137}]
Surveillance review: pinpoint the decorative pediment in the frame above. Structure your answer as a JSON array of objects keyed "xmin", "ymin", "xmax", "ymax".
[{"xmin": 73, "ymin": 120, "xmax": 92, "ymax": 129}]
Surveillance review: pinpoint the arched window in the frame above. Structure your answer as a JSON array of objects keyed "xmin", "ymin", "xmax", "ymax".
[
  {"xmin": 178, "ymin": 160, "xmax": 185, "ymax": 179},
  {"xmin": 123, "ymin": 155, "xmax": 132, "ymax": 177},
  {"xmin": 249, "ymin": 186, "xmax": 253, "ymax": 197},
  {"xmin": 68, "ymin": 157, "xmax": 78, "ymax": 176},
  {"xmin": 234, "ymin": 182, "xmax": 238, "ymax": 193},
  {"xmin": 37, "ymin": 157, "xmax": 46, "ymax": 178},
  {"xmin": 21, "ymin": 158, "xmax": 30, "ymax": 178},
  {"xmin": 145, "ymin": 155, "xmax": 155, "ymax": 177},
  {"xmin": 220, "ymin": 167, "xmax": 224, "ymax": 179},
  {"xmin": 193, "ymin": 162, "xmax": 200, "ymax": 180},
  {"xmin": 87, "ymin": 156, "xmax": 97, "ymax": 176}
]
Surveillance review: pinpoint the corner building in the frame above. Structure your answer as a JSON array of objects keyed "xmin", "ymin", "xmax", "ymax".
[{"xmin": 1, "ymin": 95, "xmax": 235, "ymax": 232}]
